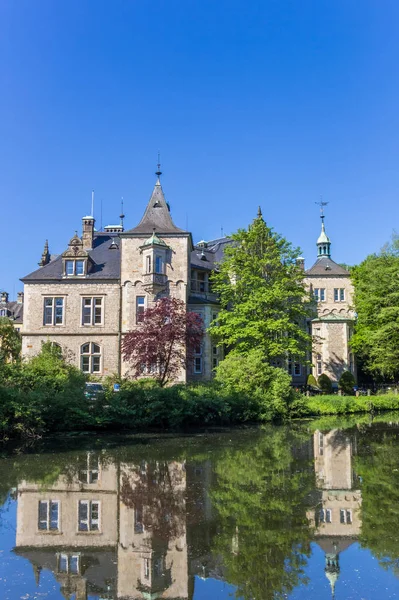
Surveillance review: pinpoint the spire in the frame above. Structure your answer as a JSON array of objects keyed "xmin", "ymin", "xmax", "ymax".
[
  {"xmin": 120, "ymin": 197, "xmax": 125, "ymax": 230},
  {"xmin": 126, "ymin": 171, "xmax": 186, "ymax": 234},
  {"xmin": 155, "ymin": 152, "xmax": 162, "ymax": 184},
  {"xmin": 315, "ymin": 201, "xmax": 331, "ymax": 259},
  {"xmin": 257, "ymin": 206, "xmax": 263, "ymax": 219},
  {"xmin": 38, "ymin": 239, "xmax": 50, "ymax": 267}
]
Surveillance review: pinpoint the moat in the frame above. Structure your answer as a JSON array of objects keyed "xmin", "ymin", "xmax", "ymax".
[{"xmin": 1, "ymin": 418, "xmax": 399, "ymax": 599}]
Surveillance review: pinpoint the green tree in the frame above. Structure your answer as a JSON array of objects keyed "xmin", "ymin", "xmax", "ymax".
[
  {"xmin": 0, "ymin": 317, "xmax": 21, "ymax": 364},
  {"xmin": 339, "ymin": 370, "xmax": 355, "ymax": 395},
  {"xmin": 209, "ymin": 211, "xmax": 311, "ymax": 365},
  {"xmin": 351, "ymin": 236, "xmax": 399, "ymax": 381},
  {"xmin": 214, "ymin": 349, "xmax": 294, "ymax": 420},
  {"xmin": 211, "ymin": 426, "xmax": 314, "ymax": 600}
]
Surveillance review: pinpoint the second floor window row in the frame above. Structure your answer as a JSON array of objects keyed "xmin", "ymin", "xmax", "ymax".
[{"xmin": 43, "ymin": 297, "xmax": 103, "ymax": 327}]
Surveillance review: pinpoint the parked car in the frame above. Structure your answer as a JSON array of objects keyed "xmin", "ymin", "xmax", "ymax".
[{"xmin": 84, "ymin": 382, "xmax": 105, "ymax": 400}]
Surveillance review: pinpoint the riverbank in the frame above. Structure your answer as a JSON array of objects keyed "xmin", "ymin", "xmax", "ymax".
[{"xmin": 2, "ymin": 376, "xmax": 399, "ymax": 442}]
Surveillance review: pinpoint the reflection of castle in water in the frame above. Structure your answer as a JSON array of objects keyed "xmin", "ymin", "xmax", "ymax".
[
  {"xmin": 14, "ymin": 453, "xmax": 217, "ymax": 600},
  {"xmin": 13, "ymin": 429, "xmax": 362, "ymax": 599},
  {"xmin": 308, "ymin": 429, "xmax": 362, "ymax": 597}
]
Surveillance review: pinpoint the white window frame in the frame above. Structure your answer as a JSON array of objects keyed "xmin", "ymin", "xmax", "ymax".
[
  {"xmin": 314, "ymin": 288, "xmax": 325, "ymax": 302},
  {"xmin": 38, "ymin": 500, "xmax": 60, "ymax": 531},
  {"xmin": 65, "ymin": 259, "xmax": 86, "ymax": 277},
  {"xmin": 340, "ymin": 509, "xmax": 352, "ymax": 524},
  {"xmin": 320, "ymin": 508, "xmax": 332, "ymax": 523},
  {"xmin": 78, "ymin": 500, "xmax": 100, "ymax": 532},
  {"xmin": 82, "ymin": 297, "xmax": 103, "ymax": 326},
  {"xmin": 58, "ymin": 553, "xmax": 80, "ymax": 574},
  {"xmin": 144, "ymin": 557, "xmax": 150, "ymax": 580},
  {"xmin": 79, "ymin": 452, "xmax": 100, "ymax": 484},
  {"xmin": 80, "ymin": 342, "xmax": 102, "ymax": 374},
  {"xmin": 334, "ymin": 288, "xmax": 345, "ymax": 302},
  {"xmin": 0, "ymin": 308, "xmax": 7, "ymax": 317},
  {"xmin": 43, "ymin": 297, "xmax": 64, "ymax": 326},
  {"xmin": 136, "ymin": 296, "xmax": 146, "ymax": 324},
  {"xmin": 316, "ymin": 353, "xmax": 322, "ymax": 376}
]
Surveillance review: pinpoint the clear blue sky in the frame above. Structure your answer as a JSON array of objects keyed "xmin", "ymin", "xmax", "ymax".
[{"xmin": 1, "ymin": 0, "xmax": 399, "ymax": 297}]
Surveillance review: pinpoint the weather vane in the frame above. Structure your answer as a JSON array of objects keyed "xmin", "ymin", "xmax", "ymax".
[
  {"xmin": 315, "ymin": 198, "xmax": 329, "ymax": 219},
  {"xmin": 156, "ymin": 151, "xmax": 162, "ymax": 178}
]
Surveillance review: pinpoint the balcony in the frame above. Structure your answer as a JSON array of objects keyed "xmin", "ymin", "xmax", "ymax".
[{"xmin": 142, "ymin": 272, "xmax": 168, "ymax": 291}]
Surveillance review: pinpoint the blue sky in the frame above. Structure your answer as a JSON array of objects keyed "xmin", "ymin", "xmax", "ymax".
[{"xmin": 1, "ymin": 0, "xmax": 399, "ymax": 296}]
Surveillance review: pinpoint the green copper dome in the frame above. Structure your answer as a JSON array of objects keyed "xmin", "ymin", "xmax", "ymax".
[{"xmin": 142, "ymin": 231, "xmax": 168, "ymax": 247}]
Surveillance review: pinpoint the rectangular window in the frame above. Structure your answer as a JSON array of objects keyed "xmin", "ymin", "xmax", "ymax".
[
  {"xmin": 65, "ymin": 260, "xmax": 85, "ymax": 276},
  {"xmin": 155, "ymin": 255, "xmax": 163, "ymax": 274},
  {"xmin": 287, "ymin": 358, "xmax": 292, "ymax": 375},
  {"xmin": 136, "ymin": 296, "xmax": 146, "ymax": 323},
  {"xmin": 38, "ymin": 500, "xmax": 59, "ymax": 531},
  {"xmin": 317, "ymin": 353, "xmax": 322, "ymax": 376},
  {"xmin": 58, "ymin": 554, "xmax": 80, "ymax": 574},
  {"xmin": 82, "ymin": 297, "xmax": 103, "ymax": 326},
  {"xmin": 78, "ymin": 500, "xmax": 100, "ymax": 531},
  {"xmin": 79, "ymin": 452, "xmax": 99, "ymax": 484},
  {"xmin": 319, "ymin": 508, "xmax": 332, "ymax": 523},
  {"xmin": 194, "ymin": 345, "xmax": 202, "ymax": 374},
  {"xmin": 43, "ymin": 298, "xmax": 64, "ymax": 326},
  {"xmin": 319, "ymin": 432, "xmax": 324, "ymax": 455},
  {"xmin": 334, "ymin": 288, "xmax": 345, "ymax": 302},
  {"xmin": 135, "ymin": 506, "xmax": 144, "ymax": 534},
  {"xmin": 314, "ymin": 288, "xmax": 325, "ymax": 302},
  {"xmin": 146, "ymin": 255, "xmax": 151, "ymax": 273},
  {"xmin": 294, "ymin": 363, "xmax": 301, "ymax": 376},
  {"xmin": 144, "ymin": 557, "xmax": 150, "ymax": 579},
  {"xmin": 340, "ymin": 509, "xmax": 352, "ymax": 524}
]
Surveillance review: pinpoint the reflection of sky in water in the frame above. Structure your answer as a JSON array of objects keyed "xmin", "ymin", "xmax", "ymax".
[{"xmin": 1, "ymin": 425, "xmax": 399, "ymax": 600}]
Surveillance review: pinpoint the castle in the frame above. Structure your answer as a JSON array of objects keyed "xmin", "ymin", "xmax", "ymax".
[{"xmin": 18, "ymin": 170, "xmax": 356, "ymax": 386}]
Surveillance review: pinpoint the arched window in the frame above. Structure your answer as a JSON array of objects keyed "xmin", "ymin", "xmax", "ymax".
[{"xmin": 81, "ymin": 342, "xmax": 101, "ymax": 374}]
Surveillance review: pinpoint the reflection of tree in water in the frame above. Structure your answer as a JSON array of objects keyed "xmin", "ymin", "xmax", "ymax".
[
  {"xmin": 211, "ymin": 427, "xmax": 315, "ymax": 600},
  {"xmin": 120, "ymin": 461, "xmax": 186, "ymax": 542},
  {"xmin": 356, "ymin": 430, "xmax": 399, "ymax": 575}
]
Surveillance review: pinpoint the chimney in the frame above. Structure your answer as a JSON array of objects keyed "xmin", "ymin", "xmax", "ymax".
[
  {"xmin": 1, "ymin": 291, "xmax": 9, "ymax": 303},
  {"xmin": 17, "ymin": 292, "xmax": 24, "ymax": 304},
  {"xmin": 82, "ymin": 216, "xmax": 95, "ymax": 250},
  {"xmin": 296, "ymin": 257, "xmax": 305, "ymax": 271}
]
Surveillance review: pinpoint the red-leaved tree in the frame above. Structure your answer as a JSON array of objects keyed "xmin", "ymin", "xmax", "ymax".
[{"xmin": 122, "ymin": 297, "xmax": 203, "ymax": 386}]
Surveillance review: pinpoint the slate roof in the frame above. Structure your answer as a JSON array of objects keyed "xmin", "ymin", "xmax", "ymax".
[
  {"xmin": 306, "ymin": 256, "xmax": 350, "ymax": 276},
  {"xmin": 190, "ymin": 237, "xmax": 233, "ymax": 271},
  {"xmin": 125, "ymin": 179, "xmax": 186, "ymax": 235},
  {"xmin": 21, "ymin": 233, "xmax": 121, "ymax": 282},
  {"xmin": 0, "ymin": 299, "xmax": 23, "ymax": 323}
]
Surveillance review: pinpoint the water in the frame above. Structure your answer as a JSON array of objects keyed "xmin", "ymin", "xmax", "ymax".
[{"xmin": 1, "ymin": 417, "xmax": 399, "ymax": 599}]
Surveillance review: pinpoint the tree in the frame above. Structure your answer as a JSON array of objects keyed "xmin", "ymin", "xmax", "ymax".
[
  {"xmin": 318, "ymin": 373, "xmax": 332, "ymax": 394},
  {"xmin": 307, "ymin": 374, "xmax": 318, "ymax": 388},
  {"xmin": 0, "ymin": 317, "xmax": 21, "ymax": 364},
  {"xmin": 211, "ymin": 426, "xmax": 314, "ymax": 600},
  {"xmin": 209, "ymin": 212, "xmax": 311, "ymax": 365},
  {"xmin": 122, "ymin": 297, "xmax": 203, "ymax": 387},
  {"xmin": 214, "ymin": 349, "xmax": 294, "ymax": 420},
  {"xmin": 339, "ymin": 370, "xmax": 355, "ymax": 395},
  {"xmin": 351, "ymin": 236, "xmax": 399, "ymax": 381}
]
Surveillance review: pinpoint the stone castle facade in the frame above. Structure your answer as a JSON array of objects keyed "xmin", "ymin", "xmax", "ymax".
[{"xmin": 19, "ymin": 171, "xmax": 356, "ymax": 386}]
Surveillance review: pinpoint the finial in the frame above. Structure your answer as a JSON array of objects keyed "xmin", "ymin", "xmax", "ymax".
[
  {"xmin": 120, "ymin": 197, "xmax": 125, "ymax": 229},
  {"xmin": 91, "ymin": 190, "xmax": 94, "ymax": 218},
  {"xmin": 257, "ymin": 206, "xmax": 263, "ymax": 219},
  {"xmin": 315, "ymin": 198, "xmax": 329, "ymax": 222},
  {"xmin": 155, "ymin": 151, "xmax": 162, "ymax": 181}
]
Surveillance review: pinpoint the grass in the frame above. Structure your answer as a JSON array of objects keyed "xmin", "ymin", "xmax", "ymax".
[{"xmin": 290, "ymin": 393, "xmax": 399, "ymax": 419}]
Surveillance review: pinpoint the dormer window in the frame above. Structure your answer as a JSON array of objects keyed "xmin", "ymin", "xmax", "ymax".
[{"xmin": 65, "ymin": 259, "xmax": 86, "ymax": 277}]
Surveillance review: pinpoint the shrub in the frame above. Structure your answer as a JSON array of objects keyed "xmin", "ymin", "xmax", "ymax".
[
  {"xmin": 215, "ymin": 350, "xmax": 294, "ymax": 420},
  {"xmin": 318, "ymin": 373, "xmax": 333, "ymax": 394},
  {"xmin": 307, "ymin": 374, "xmax": 318, "ymax": 388},
  {"xmin": 339, "ymin": 371, "xmax": 356, "ymax": 395}
]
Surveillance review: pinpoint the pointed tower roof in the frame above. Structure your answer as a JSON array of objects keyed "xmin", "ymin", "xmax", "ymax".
[
  {"xmin": 126, "ymin": 171, "xmax": 186, "ymax": 235},
  {"xmin": 317, "ymin": 221, "xmax": 331, "ymax": 245}
]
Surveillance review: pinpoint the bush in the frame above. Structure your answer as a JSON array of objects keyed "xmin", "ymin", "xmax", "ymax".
[
  {"xmin": 318, "ymin": 373, "xmax": 333, "ymax": 394},
  {"xmin": 307, "ymin": 374, "xmax": 318, "ymax": 388},
  {"xmin": 339, "ymin": 371, "xmax": 356, "ymax": 395},
  {"xmin": 214, "ymin": 350, "xmax": 294, "ymax": 420}
]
